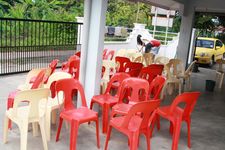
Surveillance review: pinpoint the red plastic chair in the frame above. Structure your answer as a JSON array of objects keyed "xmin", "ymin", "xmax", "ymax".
[
  {"xmin": 103, "ymin": 49, "xmax": 108, "ymax": 59},
  {"xmin": 149, "ymin": 76, "xmax": 166, "ymax": 100},
  {"xmin": 111, "ymin": 77, "xmax": 149, "ymax": 118},
  {"xmin": 104, "ymin": 50, "xmax": 115, "ymax": 60},
  {"xmin": 124, "ymin": 62, "xmax": 143, "ymax": 77},
  {"xmin": 7, "ymin": 69, "xmax": 46, "ymax": 129},
  {"xmin": 55, "ymin": 78, "xmax": 100, "ymax": 150},
  {"xmin": 115, "ymin": 56, "xmax": 130, "ymax": 72},
  {"xmin": 104, "ymin": 100, "xmax": 161, "ymax": 150},
  {"xmin": 75, "ymin": 51, "xmax": 81, "ymax": 57},
  {"xmin": 62, "ymin": 55, "xmax": 80, "ymax": 71},
  {"xmin": 68, "ymin": 58, "xmax": 80, "ymax": 79},
  {"xmin": 157, "ymin": 92, "xmax": 200, "ymax": 150},
  {"xmin": 29, "ymin": 59, "xmax": 59, "ymax": 84},
  {"xmin": 49, "ymin": 59, "xmax": 59, "ymax": 75},
  {"xmin": 139, "ymin": 64, "xmax": 164, "ymax": 85},
  {"xmin": 90, "ymin": 73, "xmax": 130, "ymax": 133}
]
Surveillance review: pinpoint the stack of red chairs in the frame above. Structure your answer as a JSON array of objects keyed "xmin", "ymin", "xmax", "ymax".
[
  {"xmin": 90, "ymin": 73, "xmax": 130, "ymax": 133},
  {"xmin": 115, "ymin": 56, "xmax": 130, "ymax": 72},
  {"xmin": 124, "ymin": 62, "xmax": 143, "ymax": 77}
]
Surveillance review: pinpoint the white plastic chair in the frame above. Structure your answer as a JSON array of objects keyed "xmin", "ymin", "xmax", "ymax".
[
  {"xmin": 101, "ymin": 60, "xmax": 116, "ymax": 93},
  {"xmin": 3, "ymin": 88, "xmax": 50, "ymax": 150},
  {"xmin": 43, "ymin": 72, "xmax": 72, "ymax": 141},
  {"xmin": 17, "ymin": 68, "xmax": 43, "ymax": 90},
  {"xmin": 177, "ymin": 60, "xmax": 196, "ymax": 90},
  {"xmin": 162, "ymin": 59, "xmax": 183, "ymax": 96},
  {"xmin": 216, "ymin": 59, "xmax": 225, "ymax": 89}
]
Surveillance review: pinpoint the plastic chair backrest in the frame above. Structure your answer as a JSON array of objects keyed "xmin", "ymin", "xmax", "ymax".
[
  {"xmin": 154, "ymin": 56, "xmax": 170, "ymax": 64},
  {"xmin": 75, "ymin": 51, "xmax": 81, "ymax": 57},
  {"xmin": 115, "ymin": 56, "xmax": 130, "ymax": 72},
  {"xmin": 133, "ymin": 55, "xmax": 144, "ymax": 63},
  {"xmin": 49, "ymin": 59, "xmax": 59, "ymax": 75},
  {"xmin": 165, "ymin": 59, "xmax": 184, "ymax": 79},
  {"xmin": 124, "ymin": 62, "xmax": 143, "ymax": 77},
  {"xmin": 105, "ymin": 50, "xmax": 115, "ymax": 60},
  {"xmin": 139, "ymin": 64, "xmax": 164, "ymax": 85},
  {"xmin": 118, "ymin": 77, "xmax": 149, "ymax": 104},
  {"xmin": 46, "ymin": 72, "xmax": 72, "ymax": 98},
  {"xmin": 103, "ymin": 49, "xmax": 108, "ymax": 59},
  {"xmin": 102, "ymin": 60, "xmax": 115, "ymax": 81},
  {"xmin": 121, "ymin": 100, "xmax": 161, "ymax": 129},
  {"xmin": 55, "ymin": 78, "xmax": 87, "ymax": 110},
  {"xmin": 143, "ymin": 53, "xmax": 154, "ymax": 65},
  {"xmin": 185, "ymin": 60, "xmax": 196, "ymax": 75},
  {"xmin": 115, "ymin": 49, "xmax": 127, "ymax": 57},
  {"xmin": 13, "ymin": 88, "xmax": 50, "ymax": 119},
  {"xmin": 25, "ymin": 68, "xmax": 43, "ymax": 84},
  {"xmin": 149, "ymin": 76, "xmax": 166, "ymax": 99},
  {"xmin": 216, "ymin": 59, "xmax": 225, "ymax": 72},
  {"xmin": 104, "ymin": 73, "xmax": 130, "ymax": 95},
  {"xmin": 68, "ymin": 58, "xmax": 80, "ymax": 79},
  {"xmin": 169, "ymin": 92, "xmax": 201, "ymax": 118},
  {"xmin": 31, "ymin": 70, "xmax": 46, "ymax": 89}
]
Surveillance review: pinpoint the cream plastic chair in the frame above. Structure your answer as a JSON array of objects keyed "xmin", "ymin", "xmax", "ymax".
[
  {"xmin": 216, "ymin": 59, "xmax": 225, "ymax": 89},
  {"xmin": 143, "ymin": 53, "xmax": 155, "ymax": 66},
  {"xmin": 133, "ymin": 54, "xmax": 146, "ymax": 63},
  {"xmin": 101, "ymin": 60, "xmax": 116, "ymax": 93},
  {"xmin": 113, "ymin": 49, "xmax": 127, "ymax": 59},
  {"xmin": 130, "ymin": 52, "xmax": 142, "ymax": 62},
  {"xmin": 162, "ymin": 59, "xmax": 183, "ymax": 96},
  {"xmin": 3, "ymin": 88, "xmax": 50, "ymax": 150},
  {"xmin": 154, "ymin": 56, "xmax": 170, "ymax": 65},
  {"xmin": 43, "ymin": 72, "xmax": 72, "ymax": 141},
  {"xmin": 177, "ymin": 60, "xmax": 196, "ymax": 90},
  {"xmin": 17, "ymin": 68, "xmax": 43, "ymax": 90}
]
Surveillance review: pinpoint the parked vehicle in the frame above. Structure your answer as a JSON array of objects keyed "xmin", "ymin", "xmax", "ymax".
[{"xmin": 194, "ymin": 37, "xmax": 225, "ymax": 66}]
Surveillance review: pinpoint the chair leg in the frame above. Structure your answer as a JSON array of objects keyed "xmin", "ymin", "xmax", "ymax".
[
  {"xmin": 39, "ymin": 118, "xmax": 48, "ymax": 150},
  {"xmin": 172, "ymin": 118, "xmax": 182, "ymax": 150},
  {"xmin": 19, "ymin": 122, "xmax": 28, "ymax": 150},
  {"xmin": 187, "ymin": 120, "xmax": 191, "ymax": 148},
  {"xmin": 51, "ymin": 109, "xmax": 57, "ymax": 124},
  {"xmin": 130, "ymin": 132, "xmax": 139, "ymax": 150},
  {"xmin": 3, "ymin": 115, "xmax": 9, "ymax": 143},
  {"xmin": 102, "ymin": 104, "xmax": 110, "ymax": 134},
  {"xmin": 145, "ymin": 131, "xmax": 151, "ymax": 150},
  {"xmin": 104, "ymin": 125, "xmax": 112, "ymax": 150},
  {"xmin": 70, "ymin": 120, "xmax": 79, "ymax": 150},
  {"xmin": 32, "ymin": 122, "xmax": 39, "ymax": 137},
  {"xmin": 95, "ymin": 119, "xmax": 100, "ymax": 148},
  {"xmin": 178, "ymin": 81, "xmax": 182, "ymax": 95},
  {"xmin": 46, "ymin": 109, "xmax": 51, "ymax": 141},
  {"xmin": 169, "ymin": 121, "xmax": 173, "ymax": 135},
  {"xmin": 56, "ymin": 117, "xmax": 63, "ymax": 142},
  {"xmin": 156, "ymin": 115, "xmax": 160, "ymax": 131}
]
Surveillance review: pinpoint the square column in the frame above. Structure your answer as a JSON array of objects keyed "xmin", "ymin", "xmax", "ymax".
[
  {"xmin": 177, "ymin": 4, "xmax": 195, "ymax": 67},
  {"xmin": 80, "ymin": 0, "xmax": 108, "ymax": 107}
]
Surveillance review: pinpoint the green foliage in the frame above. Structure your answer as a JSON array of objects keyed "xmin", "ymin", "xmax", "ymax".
[
  {"xmin": 106, "ymin": 0, "xmax": 151, "ymax": 28},
  {"xmin": 0, "ymin": 0, "xmax": 84, "ymax": 22}
]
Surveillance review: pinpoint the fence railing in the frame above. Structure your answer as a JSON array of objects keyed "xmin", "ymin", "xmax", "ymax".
[
  {"xmin": 148, "ymin": 30, "xmax": 179, "ymax": 45},
  {"xmin": 0, "ymin": 17, "xmax": 82, "ymax": 75}
]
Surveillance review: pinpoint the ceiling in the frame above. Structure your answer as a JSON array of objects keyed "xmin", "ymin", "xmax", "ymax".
[{"xmin": 128, "ymin": 0, "xmax": 184, "ymax": 10}]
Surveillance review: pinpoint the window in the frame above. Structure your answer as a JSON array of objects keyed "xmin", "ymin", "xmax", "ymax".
[
  {"xmin": 196, "ymin": 39, "xmax": 214, "ymax": 49},
  {"xmin": 216, "ymin": 40, "xmax": 223, "ymax": 48}
]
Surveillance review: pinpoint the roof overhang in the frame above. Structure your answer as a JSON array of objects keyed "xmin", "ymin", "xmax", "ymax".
[{"xmin": 128, "ymin": 0, "xmax": 185, "ymax": 11}]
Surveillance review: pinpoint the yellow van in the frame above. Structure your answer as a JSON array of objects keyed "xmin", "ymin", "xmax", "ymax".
[{"xmin": 194, "ymin": 37, "xmax": 225, "ymax": 66}]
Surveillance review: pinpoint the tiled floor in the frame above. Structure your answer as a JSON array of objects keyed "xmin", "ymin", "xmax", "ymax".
[{"xmin": 0, "ymin": 67, "xmax": 225, "ymax": 150}]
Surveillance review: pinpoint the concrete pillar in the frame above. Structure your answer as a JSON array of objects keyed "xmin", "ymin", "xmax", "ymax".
[
  {"xmin": 80, "ymin": 0, "xmax": 108, "ymax": 107},
  {"xmin": 177, "ymin": 3, "xmax": 195, "ymax": 68}
]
